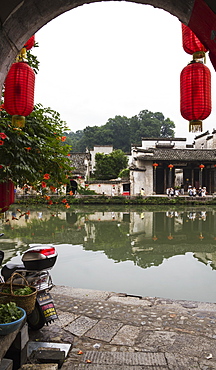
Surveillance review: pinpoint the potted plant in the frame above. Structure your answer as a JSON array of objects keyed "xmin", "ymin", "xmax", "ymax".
[{"xmin": 0, "ymin": 302, "xmax": 26, "ymax": 335}]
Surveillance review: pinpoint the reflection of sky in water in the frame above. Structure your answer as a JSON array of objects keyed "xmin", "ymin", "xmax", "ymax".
[{"xmin": 51, "ymin": 245, "xmax": 216, "ymax": 303}]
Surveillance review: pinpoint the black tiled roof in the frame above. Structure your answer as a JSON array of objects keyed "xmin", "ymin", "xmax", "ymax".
[{"xmin": 136, "ymin": 148, "xmax": 216, "ymax": 162}]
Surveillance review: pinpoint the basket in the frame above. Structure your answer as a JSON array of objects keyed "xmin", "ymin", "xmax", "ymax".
[{"xmin": 0, "ymin": 272, "xmax": 37, "ymax": 315}]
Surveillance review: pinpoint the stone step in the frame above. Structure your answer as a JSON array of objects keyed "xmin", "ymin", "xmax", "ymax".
[{"xmin": 62, "ymin": 351, "xmax": 169, "ymax": 369}]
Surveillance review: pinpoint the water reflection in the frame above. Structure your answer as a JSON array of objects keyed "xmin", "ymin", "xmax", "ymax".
[{"xmin": 1, "ymin": 205, "xmax": 216, "ymax": 301}]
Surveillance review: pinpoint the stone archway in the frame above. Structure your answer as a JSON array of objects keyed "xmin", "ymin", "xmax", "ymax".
[{"xmin": 1, "ymin": 0, "xmax": 216, "ymax": 93}]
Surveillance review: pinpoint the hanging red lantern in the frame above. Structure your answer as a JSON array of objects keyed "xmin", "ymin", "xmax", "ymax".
[
  {"xmin": 24, "ymin": 35, "xmax": 35, "ymax": 50},
  {"xmin": 168, "ymin": 164, "xmax": 174, "ymax": 170},
  {"xmin": 180, "ymin": 61, "xmax": 211, "ymax": 132},
  {"xmin": 181, "ymin": 24, "xmax": 208, "ymax": 59},
  {"xmin": 4, "ymin": 61, "xmax": 35, "ymax": 122},
  {"xmin": 152, "ymin": 163, "xmax": 158, "ymax": 169},
  {"xmin": 199, "ymin": 164, "xmax": 205, "ymax": 171},
  {"xmin": 0, "ymin": 181, "xmax": 14, "ymax": 212}
]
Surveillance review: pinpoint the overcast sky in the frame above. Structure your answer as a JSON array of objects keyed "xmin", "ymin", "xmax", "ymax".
[{"xmin": 33, "ymin": 2, "xmax": 216, "ymax": 143}]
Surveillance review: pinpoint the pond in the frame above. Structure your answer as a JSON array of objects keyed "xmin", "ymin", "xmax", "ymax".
[{"xmin": 0, "ymin": 204, "xmax": 216, "ymax": 303}]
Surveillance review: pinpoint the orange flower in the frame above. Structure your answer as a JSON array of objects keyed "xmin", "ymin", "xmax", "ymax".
[
  {"xmin": 45, "ymin": 195, "xmax": 50, "ymax": 200},
  {"xmin": 61, "ymin": 136, "xmax": 66, "ymax": 142},
  {"xmin": 43, "ymin": 173, "xmax": 50, "ymax": 180},
  {"xmin": 62, "ymin": 198, "xmax": 67, "ymax": 204},
  {"xmin": 25, "ymin": 147, "xmax": 31, "ymax": 151},
  {"xmin": 69, "ymin": 191, "xmax": 73, "ymax": 195},
  {"xmin": 50, "ymin": 186, "xmax": 56, "ymax": 193},
  {"xmin": 48, "ymin": 200, "xmax": 53, "ymax": 205},
  {"xmin": 65, "ymin": 203, "xmax": 70, "ymax": 209},
  {"xmin": 41, "ymin": 181, "xmax": 46, "ymax": 188}
]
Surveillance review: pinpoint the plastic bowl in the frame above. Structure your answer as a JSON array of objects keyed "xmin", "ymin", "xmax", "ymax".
[{"xmin": 0, "ymin": 307, "xmax": 26, "ymax": 335}]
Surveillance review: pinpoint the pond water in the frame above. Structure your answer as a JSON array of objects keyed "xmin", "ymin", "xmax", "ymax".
[{"xmin": 1, "ymin": 204, "xmax": 216, "ymax": 303}]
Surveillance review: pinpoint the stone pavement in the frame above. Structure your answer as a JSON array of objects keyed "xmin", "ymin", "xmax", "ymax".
[{"xmin": 28, "ymin": 286, "xmax": 216, "ymax": 369}]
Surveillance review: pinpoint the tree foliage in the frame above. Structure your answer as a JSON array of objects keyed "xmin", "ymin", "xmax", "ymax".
[
  {"xmin": 94, "ymin": 149, "xmax": 128, "ymax": 180},
  {"xmin": 65, "ymin": 109, "xmax": 175, "ymax": 152},
  {"xmin": 0, "ymin": 104, "xmax": 72, "ymax": 190}
]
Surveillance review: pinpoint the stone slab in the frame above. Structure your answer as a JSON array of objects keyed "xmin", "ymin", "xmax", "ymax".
[
  {"xmin": 65, "ymin": 316, "xmax": 98, "ymax": 336},
  {"xmin": 56, "ymin": 310, "xmax": 78, "ymax": 327},
  {"xmin": 108, "ymin": 296, "xmax": 151, "ymax": 306},
  {"xmin": 111, "ymin": 325, "xmax": 141, "ymax": 346},
  {"xmin": 137, "ymin": 330, "xmax": 216, "ymax": 357},
  {"xmin": 52, "ymin": 286, "xmax": 110, "ymax": 300},
  {"xmin": 85, "ymin": 319, "xmax": 123, "ymax": 342},
  {"xmin": 68, "ymin": 366, "xmax": 168, "ymax": 370},
  {"xmin": 81, "ymin": 351, "xmax": 167, "ymax": 366},
  {"xmin": 20, "ymin": 365, "xmax": 58, "ymax": 370}
]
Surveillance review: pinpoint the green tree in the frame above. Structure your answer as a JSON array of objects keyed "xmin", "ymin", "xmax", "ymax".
[
  {"xmin": 104, "ymin": 116, "xmax": 131, "ymax": 152},
  {"xmin": 94, "ymin": 149, "xmax": 128, "ymax": 180},
  {"xmin": 160, "ymin": 117, "xmax": 175, "ymax": 137},
  {"xmin": 0, "ymin": 104, "xmax": 72, "ymax": 191},
  {"xmin": 65, "ymin": 109, "xmax": 175, "ymax": 152}
]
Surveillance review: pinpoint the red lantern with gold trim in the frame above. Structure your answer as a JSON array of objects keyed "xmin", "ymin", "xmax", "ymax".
[
  {"xmin": 0, "ymin": 181, "xmax": 14, "ymax": 213},
  {"xmin": 180, "ymin": 61, "xmax": 211, "ymax": 132},
  {"xmin": 152, "ymin": 162, "xmax": 158, "ymax": 169},
  {"xmin": 181, "ymin": 24, "xmax": 208, "ymax": 58},
  {"xmin": 24, "ymin": 35, "xmax": 35, "ymax": 50},
  {"xmin": 199, "ymin": 164, "xmax": 205, "ymax": 171},
  {"xmin": 168, "ymin": 164, "xmax": 174, "ymax": 170},
  {"xmin": 4, "ymin": 62, "xmax": 35, "ymax": 122}
]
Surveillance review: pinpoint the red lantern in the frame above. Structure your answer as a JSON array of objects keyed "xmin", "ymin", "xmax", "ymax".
[
  {"xmin": 152, "ymin": 163, "xmax": 158, "ymax": 169},
  {"xmin": 199, "ymin": 164, "xmax": 205, "ymax": 171},
  {"xmin": 181, "ymin": 24, "xmax": 208, "ymax": 57},
  {"xmin": 168, "ymin": 164, "xmax": 174, "ymax": 170},
  {"xmin": 0, "ymin": 181, "xmax": 14, "ymax": 212},
  {"xmin": 24, "ymin": 35, "xmax": 35, "ymax": 50},
  {"xmin": 4, "ymin": 62, "xmax": 35, "ymax": 117},
  {"xmin": 180, "ymin": 61, "xmax": 211, "ymax": 132}
]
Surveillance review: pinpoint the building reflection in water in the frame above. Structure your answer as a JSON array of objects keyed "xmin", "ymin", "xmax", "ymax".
[{"xmin": 1, "ymin": 206, "xmax": 216, "ymax": 270}]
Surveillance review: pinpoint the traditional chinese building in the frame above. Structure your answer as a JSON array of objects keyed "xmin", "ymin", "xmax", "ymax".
[{"xmin": 130, "ymin": 131, "xmax": 216, "ymax": 196}]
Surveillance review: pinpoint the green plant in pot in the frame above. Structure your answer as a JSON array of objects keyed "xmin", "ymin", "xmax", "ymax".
[{"xmin": 0, "ymin": 302, "xmax": 26, "ymax": 335}]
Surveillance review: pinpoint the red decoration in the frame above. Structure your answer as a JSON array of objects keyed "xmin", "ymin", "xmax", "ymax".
[
  {"xmin": 181, "ymin": 24, "xmax": 207, "ymax": 56},
  {"xmin": 24, "ymin": 35, "xmax": 35, "ymax": 50},
  {"xmin": 180, "ymin": 61, "xmax": 211, "ymax": 132},
  {"xmin": 199, "ymin": 164, "xmax": 205, "ymax": 171},
  {"xmin": 0, "ymin": 181, "xmax": 14, "ymax": 212},
  {"xmin": 168, "ymin": 164, "xmax": 174, "ymax": 170},
  {"xmin": 152, "ymin": 163, "xmax": 158, "ymax": 169},
  {"xmin": 4, "ymin": 62, "xmax": 35, "ymax": 117}
]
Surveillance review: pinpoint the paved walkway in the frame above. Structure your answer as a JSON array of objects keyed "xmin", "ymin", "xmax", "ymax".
[{"xmin": 29, "ymin": 286, "xmax": 216, "ymax": 369}]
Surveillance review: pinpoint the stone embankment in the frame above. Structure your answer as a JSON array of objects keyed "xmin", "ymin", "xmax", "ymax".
[{"xmin": 27, "ymin": 286, "xmax": 216, "ymax": 369}]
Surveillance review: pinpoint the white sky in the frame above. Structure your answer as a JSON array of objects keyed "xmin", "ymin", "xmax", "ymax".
[{"xmin": 33, "ymin": 2, "xmax": 216, "ymax": 144}]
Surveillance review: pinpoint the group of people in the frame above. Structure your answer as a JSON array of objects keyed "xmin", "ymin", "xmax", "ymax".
[
  {"xmin": 188, "ymin": 185, "xmax": 206, "ymax": 197},
  {"xmin": 166, "ymin": 187, "xmax": 182, "ymax": 197},
  {"xmin": 166, "ymin": 185, "xmax": 207, "ymax": 198}
]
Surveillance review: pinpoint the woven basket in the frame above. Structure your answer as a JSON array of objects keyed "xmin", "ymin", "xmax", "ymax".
[{"xmin": 0, "ymin": 272, "xmax": 37, "ymax": 315}]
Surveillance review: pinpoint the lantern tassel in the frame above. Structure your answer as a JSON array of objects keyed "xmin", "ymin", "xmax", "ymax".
[
  {"xmin": 189, "ymin": 120, "xmax": 202, "ymax": 132},
  {"xmin": 16, "ymin": 48, "xmax": 27, "ymax": 62},
  {"xmin": 12, "ymin": 115, "xmax": 25, "ymax": 128}
]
